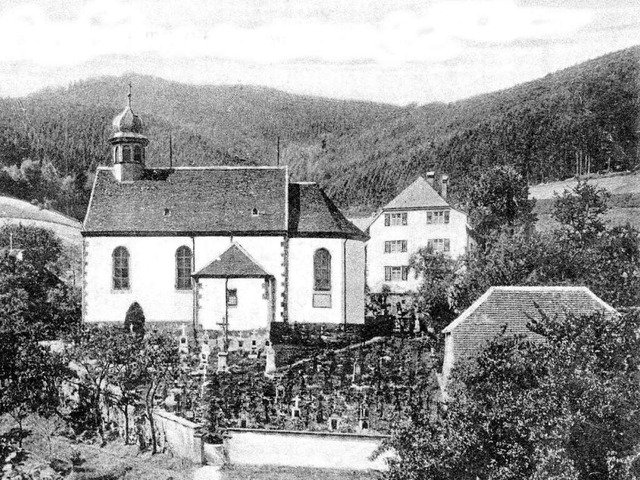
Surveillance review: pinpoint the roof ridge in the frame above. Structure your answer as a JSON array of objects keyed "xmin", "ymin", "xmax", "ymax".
[
  {"xmin": 442, "ymin": 285, "xmax": 615, "ymax": 334},
  {"xmin": 492, "ymin": 285, "xmax": 591, "ymax": 291},
  {"xmin": 383, "ymin": 176, "xmax": 449, "ymax": 210},
  {"xmin": 228, "ymin": 241, "xmax": 270, "ymax": 274}
]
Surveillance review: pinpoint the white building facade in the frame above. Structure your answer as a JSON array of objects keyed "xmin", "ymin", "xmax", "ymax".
[
  {"xmin": 366, "ymin": 175, "xmax": 470, "ymax": 295},
  {"xmin": 82, "ymin": 97, "xmax": 367, "ymax": 334}
]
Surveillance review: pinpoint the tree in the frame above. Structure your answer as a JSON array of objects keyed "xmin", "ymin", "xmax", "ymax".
[
  {"xmin": 410, "ymin": 248, "xmax": 459, "ymax": 340},
  {"xmin": 460, "ymin": 165, "xmax": 536, "ymax": 240},
  {"xmin": 106, "ymin": 332, "xmax": 146, "ymax": 445},
  {"xmin": 450, "ymin": 182, "xmax": 640, "ymax": 312},
  {"xmin": 0, "ymin": 225, "xmax": 80, "ymax": 339},
  {"xmin": 136, "ymin": 331, "xmax": 180, "ymax": 454},
  {"xmin": 0, "ymin": 224, "xmax": 63, "ymax": 273},
  {"xmin": 553, "ymin": 181, "xmax": 610, "ymax": 239},
  {"xmin": 123, "ymin": 302, "xmax": 145, "ymax": 336},
  {"xmin": 0, "ymin": 336, "xmax": 68, "ymax": 447},
  {"xmin": 381, "ymin": 310, "xmax": 640, "ymax": 480},
  {"xmin": 65, "ymin": 326, "xmax": 127, "ymax": 442}
]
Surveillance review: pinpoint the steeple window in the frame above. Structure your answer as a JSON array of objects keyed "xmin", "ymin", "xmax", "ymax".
[
  {"xmin": 122, "ymin": 145, "xmax": 132, "ymax": 163},
  {"xmin": 134, "ymin": 145, "xmax": 143, "ymax": 163}
]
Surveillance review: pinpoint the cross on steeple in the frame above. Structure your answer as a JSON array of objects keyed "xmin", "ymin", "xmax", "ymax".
[{"xmin": 127, "ymin": 82, "xmax": 132, "ymax": 107}]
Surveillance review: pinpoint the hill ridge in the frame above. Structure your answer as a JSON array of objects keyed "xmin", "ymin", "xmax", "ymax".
[{"xmin": 0, "ymin": 45, "xmax": 637, "ymax": 219}]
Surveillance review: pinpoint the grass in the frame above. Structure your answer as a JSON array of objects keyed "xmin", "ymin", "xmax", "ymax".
[
  {"xmin": 2, "ymin": 415, "xmax": 196, "ymax": 480},
  {"xmin": 529, "ymin": 171, "xmax": 640, "ymax": 200},
  {"xmin": 3, "ymin": 415, "xmax": 382, "ymax": 480}
]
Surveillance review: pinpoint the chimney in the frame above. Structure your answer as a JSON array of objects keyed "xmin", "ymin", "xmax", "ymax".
[
  {"xmin": 426, "ymin": 171, "xmax": 435, "ymax": 187},
  {"xmin": 441, "ymin": 175, "xmax": 449, "ymax": 199}
]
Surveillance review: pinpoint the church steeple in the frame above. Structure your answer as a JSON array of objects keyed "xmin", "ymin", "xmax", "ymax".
[{"xmin": 109, "ymin": 84, "xmax": 149, "ymax": 182}]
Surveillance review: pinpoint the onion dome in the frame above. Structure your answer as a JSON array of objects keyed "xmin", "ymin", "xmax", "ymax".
[
  {"xmin": 112, "ymin": 89, "xmax": 144, "ymax": 134},
  {"xmin": 109, "ymin": 85, "xmax": 149, "ymax": 148}
]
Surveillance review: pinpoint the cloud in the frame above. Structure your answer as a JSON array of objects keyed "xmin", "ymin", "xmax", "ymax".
[{"xmin": 0, "ymin": 0, "xmax": 595, "ymax": 67}]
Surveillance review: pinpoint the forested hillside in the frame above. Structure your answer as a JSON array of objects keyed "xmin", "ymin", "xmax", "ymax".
[{"xmin": 0, "ymin": 46, "xmax": 637, "ymax": 219}]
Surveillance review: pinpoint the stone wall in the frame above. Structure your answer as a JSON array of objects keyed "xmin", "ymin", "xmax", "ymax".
[
  {"xmin": 153, "ymin": 409, "xmax": 204, "ymax": 464},
  {"xmin": 223, "ymin": 428, "xmax": 392, "ymax": 470}
]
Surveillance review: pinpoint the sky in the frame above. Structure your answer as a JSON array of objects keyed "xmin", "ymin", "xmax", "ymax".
[{"xmin": 0, "ymin": 0, "xmax": 638, "ymax": 105}]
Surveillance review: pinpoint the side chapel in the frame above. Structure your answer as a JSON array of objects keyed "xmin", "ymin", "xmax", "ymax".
[{"xmin": 81, "ymin": 93, "xmax": 368, "ymax": 339}]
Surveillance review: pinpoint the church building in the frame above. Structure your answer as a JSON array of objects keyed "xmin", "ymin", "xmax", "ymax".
[{"xmin": 82, "ymin": 94, "xmax": 367, "ymax": 337}]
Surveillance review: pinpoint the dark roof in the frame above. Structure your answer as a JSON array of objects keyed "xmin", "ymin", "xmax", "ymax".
[
  {"xmin": 384, "ymin": 176, "xmax": 449, "ymax": 210},
  {"xmin": 192, "ymin": 244, "xmax": 271, "ymax": 278},
  {"xmin": 83, "ymin": 167, "xmax": 288, "ymax": 235},
  {"xmin": 288, "ymin": 183, "xmax": 368, "ymax": 241},
  {"xmin": 443, "ymin": 286, "xmax": 615, "ymax": 365}
]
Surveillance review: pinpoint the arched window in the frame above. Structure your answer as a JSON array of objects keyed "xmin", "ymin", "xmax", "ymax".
[
  {"xmin": 175, "ymin": 246, "xmax": 192, "ymax": 290},
  {"xmin": 122, "ymin": 145, "xmax": 132, "ymax": 162},
  {"xmin": 313, "ymin": 248, "xmax": 331, "ymax": 291},
  {"xmin": 112, "ymin": 247, "xmax": 130, "ymax": 290},
  {"xmin": 134, "ymin": 145, "xmax": 143, "ymax": 163}
]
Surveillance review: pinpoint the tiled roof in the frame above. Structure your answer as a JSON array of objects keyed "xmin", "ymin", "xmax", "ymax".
[
  {"xmin": 83, "ymin": 167, "xmax": 288, "ymax": 235},
  {"xmin": 288, "ymin": 183, "xmax": 368, "ymax": 241},
  {"xmin": 83, "ymin": 169, "xmax": 367, "ymax": 241},
  {"xmin": 384, "ymin": 176, "xmax": 449, "ymax": 210},
  {"xmin": 444, "ymin": 286, "xmax": 615, "ymax": 366},
  {"xmin": 192, "ymin": 244, "xmax": 270, "ymax": 278}
]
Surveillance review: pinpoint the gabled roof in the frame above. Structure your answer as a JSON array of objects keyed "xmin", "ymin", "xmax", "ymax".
[
  {"xmin": 444, "ymin": 286, "xmax": 615, "ymax": 335},
  {"xmin": 384, "ymin": 176, "xmax": 449, "ymax": 210},
  {"xmin": 192, "ymin": 243, "xmax": 270, "ymax": 278},
  {"xmin": 83, "ymin": 166, "xmax": 288, "ymax": 235},
  {"xmin": 442, "ymin": 286, "xmax": 616, "ymax": 370},
  {"xmin": 288, "ymin": 182, "xmax": 368, "ymax": 241},
  {"xmin": 83, "ymin": 168, "xmax": 368, "ymax": 242}
]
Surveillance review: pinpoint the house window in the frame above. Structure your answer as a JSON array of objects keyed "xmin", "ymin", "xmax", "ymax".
[
  {"xmin": 427, "ymin": 210, "xmax": 450, "ymax": 224},
  {"xmin": 313, "ymin": 249, "xmax": 331, "ymax": 291},
  {"xmin": 112, "ymin": 247, "xmax": 130, "ymax": 290},
  {"xmin": 384, "ymin": 212, "xmax": 408, "ymax": 226},
  {"xmin": 122, "ymin": 145, "xmax": 132, "ymax": 163},
  {"xmin": 427, "ymin": 238, "xmax": 451, "ymax": 253},
  {"xmin": 384, "ymin": 266, "xmax": 409, "ymax": 282},
  {"xmin": 227, "ymin": 289, "xmax": 238, "ymax": 307},
  {"xmin": 134, "ymin": 145, "xmax": 143, "ymax": 163},
  {"xmin": 384, "ymin": 240, "xmax": 407, "ymax": 253},
  {"xmin": 175, "ymin": 246, "xmax": 192, "ymax": 290}
]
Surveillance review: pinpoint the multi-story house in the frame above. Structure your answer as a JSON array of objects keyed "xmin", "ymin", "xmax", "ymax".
[{"xmin": 365, "ymin": 173, "xmax": 470, "ymax": 298}]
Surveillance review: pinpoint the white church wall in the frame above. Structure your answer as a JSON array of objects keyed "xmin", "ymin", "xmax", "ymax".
[
  {"xmin": 197, "ymin": 277, "xmax": 270, "ymax": 331},
  {"xmin": 83, "ymin": 236, "xmax": 194, "ymax": 323},
  {"xmin": 345, "ymin": 239, "xmax": 365, "ymax": 325},
  {"xmin": 367, "ymin": 208, "xmax": 468, "ymax": 294},
  {"xmin": 288, "ymin": 237, "xmax": 345, "ymax": 324}
]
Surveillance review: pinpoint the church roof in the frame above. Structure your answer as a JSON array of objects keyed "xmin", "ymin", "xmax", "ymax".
[
  {"xmin": 83, "ymin": 167, "xmax": 367, "ymax": 240},
  {"xmin": 288, "ymin": 183, "xmax": 368, "ymax": 241},
  {"xmin": 83, "ymin": 167, "xmax": 288, "ymax": 235},
  {"xmin": 384, "ymin": 176, "xmax": 449, "ymax": 210},
  {"xmin": 192, "ymin": 244, "xmax": 270, "ymax": 278}
]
